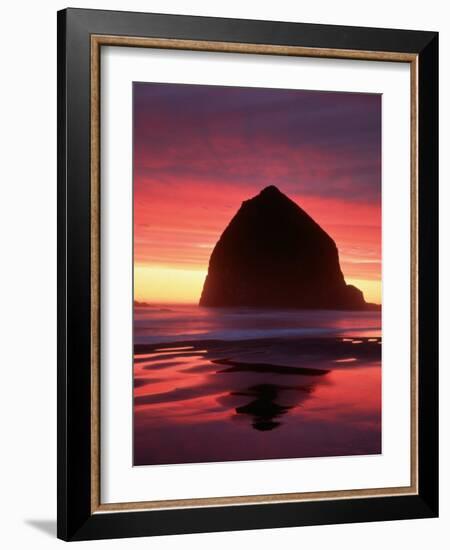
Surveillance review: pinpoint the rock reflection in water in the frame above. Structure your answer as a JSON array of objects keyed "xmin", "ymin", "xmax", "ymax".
[
  {"xmin": 212, "ymin": 358, "xmax": 330, "ymax": 431},
  {"xmin": 233, "ymin": 384, "xmax": 301, "ymax": 431}
]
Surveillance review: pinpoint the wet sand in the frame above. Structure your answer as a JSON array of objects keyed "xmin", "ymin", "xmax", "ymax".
[{"xmin": 134, "ymin": 335, "xmax": 381, "ymax": 466}]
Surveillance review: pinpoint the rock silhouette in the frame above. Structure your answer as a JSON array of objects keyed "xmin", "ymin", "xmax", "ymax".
[{"xmin": 199, "ymin": 185, "xmax": 378, "ymax": 310}]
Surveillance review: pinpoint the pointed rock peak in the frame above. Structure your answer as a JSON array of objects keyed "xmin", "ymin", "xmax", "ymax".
[
  {"xmin": 247, "ymin": 184, "xmax": 310, "ymax": 221},
  {"xmin": 259, "ymin": 185, "xmax": 283, "ymax": 196},
  {"xmin": 255, "ymin": 185, "xmax": 290, "ymax": 202}
]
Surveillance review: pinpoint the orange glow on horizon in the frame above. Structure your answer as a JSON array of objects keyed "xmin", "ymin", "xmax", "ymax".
[
  {"xmin": 134, "ymin": 188, "xmax": 381, "ymax": 306},
  {"xmin": 134, "ymin": 266, "xmax": 381, "ymax": 306},
  {"xmin": 134, "ymin": 265, "xmax": 207, "ymax": 305}
]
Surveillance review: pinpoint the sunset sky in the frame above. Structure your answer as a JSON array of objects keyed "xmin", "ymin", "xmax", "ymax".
[{"xmin": 133, "ymin": 83, "xmax": 381, "ymax": 305}]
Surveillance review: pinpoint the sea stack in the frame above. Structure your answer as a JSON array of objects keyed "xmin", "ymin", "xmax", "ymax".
[{"xmin": 199, "ymin": 186, "xmax": 377, "ymax": 310}]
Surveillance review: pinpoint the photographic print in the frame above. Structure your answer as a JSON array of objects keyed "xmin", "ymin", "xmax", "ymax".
[
  {"xmin": 133, "ymin": 82, "xmax": 382, "ymax": 466},
  {"xmin": 58, "ymin": 10, "xmax": 438, "ymax": 539}
]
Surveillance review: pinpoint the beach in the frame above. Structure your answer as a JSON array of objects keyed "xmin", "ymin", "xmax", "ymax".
[{"xmin": 134, "ymin": 305, "xmax": 381, "ymax": 466}]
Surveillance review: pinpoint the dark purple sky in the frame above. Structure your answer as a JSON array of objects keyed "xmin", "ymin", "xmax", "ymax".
[{"xmin": 134, "ymin": 82, "xmax": 381, "ymax": 202}]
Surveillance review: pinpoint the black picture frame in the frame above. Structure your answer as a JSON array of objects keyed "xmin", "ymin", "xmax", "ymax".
[{"xmin": 57, "ymin": 7, "xmax": 438, "ymax": 541}]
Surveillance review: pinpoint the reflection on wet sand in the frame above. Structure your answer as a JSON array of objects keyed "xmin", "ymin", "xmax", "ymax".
[
  {"xmin": 134, "ymin": 335, "xmax": 381, "ymax": 466},
  {"xmin": 233, "ymin": 383, "xmax": 307, "ymax": 432}
]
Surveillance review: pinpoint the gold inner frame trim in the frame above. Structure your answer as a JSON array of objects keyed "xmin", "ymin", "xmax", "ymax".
[{"xmin": 90, "ymin": 34, "xmax": 419, "ymax": 514}]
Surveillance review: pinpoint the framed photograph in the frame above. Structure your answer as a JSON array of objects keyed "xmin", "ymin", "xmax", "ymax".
[{"xmin": 57, "ymin": 8, "xmax": 438, "ymax": 541}]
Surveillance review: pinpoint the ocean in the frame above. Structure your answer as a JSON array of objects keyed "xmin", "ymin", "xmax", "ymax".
[{"xmin": 133, "ymin": 305, "xmax": 381, "ymax": 466}]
